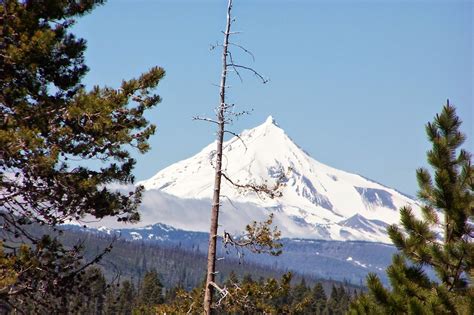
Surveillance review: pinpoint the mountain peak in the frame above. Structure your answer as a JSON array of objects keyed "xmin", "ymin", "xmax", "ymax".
[
  {"xmin": 138, "ymin": 115, "xmax": 420, "ymax": 243},
  {"xmin": 264, "ymin": 115, "xmax": 277, "ymax": 126}
]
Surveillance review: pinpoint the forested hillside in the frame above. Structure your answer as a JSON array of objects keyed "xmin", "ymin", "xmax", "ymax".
[
  {"xmin": 3, "ymin": 225, "xmax": 362, "ymax": 314},
  {"xmin": 60, "ymin": 228, "xmax": 363, "ymax": 293}
]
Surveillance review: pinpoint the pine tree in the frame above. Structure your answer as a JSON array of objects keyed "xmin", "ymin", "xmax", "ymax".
[
  {"xmin": 0, "ymin": 0, "xmax": 164, "ymax": 308},
  {"xmin": 327, "ymin": 284, "xmax": 350, "ymax": 315},
  {"xmin": 138, "ymin": 269, "xmax": 164, "ymax": 308},
  {"xmin": 117, "ymin": 280, "xmax": 136, "ymax": 315},
  {"xmin": 292, "ymin": 277, "xmax": 309, "ymax": 304},
  {"xmin": 311, "ymin": 282, "xmax": 328, "ymax": 315},
  {"xmin": 350, "ymin": 101, "xmax": 473, "ymax": 314},
  {"xmin": 104, "ymin": 283, "xmax": 119, "ymax": 315},
  {"xmin": 290, "ymin": 278, "xmax": 313, "ymax": 314},
  {"xmin": 70, "ymin": 267, "xmax": 107, "ymax": 315}
]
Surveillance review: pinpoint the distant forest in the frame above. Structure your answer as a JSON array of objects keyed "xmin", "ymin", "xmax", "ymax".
[{"xmin": 4, "ymin": 227, "xmax": 361, "ymax": 314}]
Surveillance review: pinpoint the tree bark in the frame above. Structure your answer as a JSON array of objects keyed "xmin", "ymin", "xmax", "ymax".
[{"xmin": 203, "ymin": 0, "xmax": 233, "ymax": 314}]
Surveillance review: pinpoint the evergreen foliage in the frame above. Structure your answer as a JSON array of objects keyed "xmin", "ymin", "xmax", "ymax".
[
  {"xmin": 0, "ymin": 0, "xmax": 164, "ymax": 308},
  {"xmin": 68, "ymin": 267, "xmax": 107, "ymax": 314},
  {"xmin": 0, "ymin": 210, "xmax": 365, "ymax": 313},
  {"xmin": 116, "ymin": 280, "xmax": 135, "ymax": 315},
  {"xmin": 350, "ymin": 101, "xmax": 473, "ymax": 314},
  {"xmin": 31, "ymin": 225, "xmax": 347, "ymax": 293},
  {"xmin": 137, "ymin": 269, "xmax": 164, "ymax": 310},
  {"xmin": 156, "ymin": 271, "xmax": 355, "ymax": 314},
  {"xmin": 311, "ymin": 282, "xmax": 328, "ymax": 314},
  {"xmin": 327, "ymin": 284, "xmax": 351, "ymax": 315},
  {"xmin": 2, "ymin": 223, "xmax": 361, "ymax": 313}
]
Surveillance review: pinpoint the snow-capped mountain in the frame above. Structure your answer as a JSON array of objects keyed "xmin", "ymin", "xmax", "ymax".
[{"xmin": 136, "ymin": 116, "xmax": 419, "ymax": 243}]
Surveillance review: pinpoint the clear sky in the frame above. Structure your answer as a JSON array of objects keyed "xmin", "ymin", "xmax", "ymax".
[{"xmin": 72, "ymin": 0, "xmax": 473, "ymax": 196}]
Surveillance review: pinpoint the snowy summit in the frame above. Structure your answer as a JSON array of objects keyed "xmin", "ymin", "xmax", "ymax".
[
  {"xmin": 138, "ymin": 116, "xmax": 419, "ymax": 243},
  {"xmin": 264, "ymin": 115, "xmax": 277, "ymax": 125}
]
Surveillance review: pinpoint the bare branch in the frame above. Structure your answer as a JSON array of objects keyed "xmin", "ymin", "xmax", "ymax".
[
  {"xmin": 224, "ymin": 130, "xmax": 247, "ymax": 151},
  {"xmin": 229, "ymin": 42, "xmax": 255, "ymax": 61},
  {"xmin": 222, "ymin": 30, "xmax": 242, "ymax": 35},
  {"xmin": 227, "ymin": 63, "xmax": 269, "ymax": 84},
  {"xmin": 209, "ymin": 42, "xmax": 222, "ymax": 51},
  {"xmin": 220, "ymin": 195, "xmax": 239, "ymax": 211},
  {"xmin": 186, "ymin": 302, "xmax": 195, "ymax": 314},
  {"xmin": 221, "ymin": 169, "xmax": 289, "ymax": 200},
  {"xmin": 209, "ymin": 281, "xmax": 231, "ymax": 307},
  {"xmin": 227, "ymin": 51, "xmax": 243, "ymax": 83},
  {"xmin": 211, "ymin": 83, "xmax": 232, "ymax": 89},
  {"xmin": 193, "ymin": 116, "xmax": 220, "ymax": 124}
]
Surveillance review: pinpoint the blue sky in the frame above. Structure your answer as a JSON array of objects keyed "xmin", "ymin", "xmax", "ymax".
[{"xmin": 72, "ymin": 0, "xmax": 472, "ymax": 196}]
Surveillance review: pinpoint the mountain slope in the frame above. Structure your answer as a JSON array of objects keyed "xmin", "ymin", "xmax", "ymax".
[
  {"xmin": 70, "ymin": 223, "xmax": 396, "ymax": 285},
  {"xmin": 137, "ymin": 116, "xmax": 419, "ymax": 243}
]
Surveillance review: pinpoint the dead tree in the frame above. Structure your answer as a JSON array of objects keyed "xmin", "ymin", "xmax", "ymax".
[{"xmin": 197, "ymin": 1, "xmax": 284, "ymax": 313}]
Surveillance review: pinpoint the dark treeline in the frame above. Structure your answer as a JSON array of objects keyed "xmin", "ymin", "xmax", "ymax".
[
  {"xmin": 3, "ymin": 226, "xmax": 361, "ymax": 314},
  {"xmin": 57, "ymin": 228, "xmax": 363, "ymax": 293},
  {"xmin": 8, "ymin": 266, "xmax": 357, "ymax": 314}
]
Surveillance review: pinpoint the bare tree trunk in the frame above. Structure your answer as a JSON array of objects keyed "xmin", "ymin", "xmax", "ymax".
[{"xmin": 203, "ymin": 0, "xmax": 233, "ymax": 314}]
